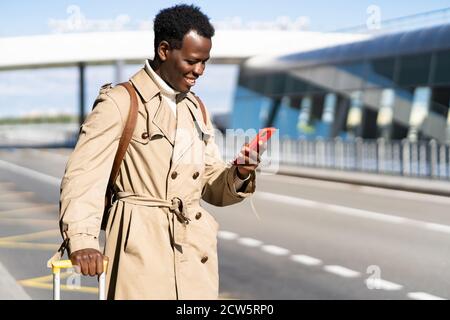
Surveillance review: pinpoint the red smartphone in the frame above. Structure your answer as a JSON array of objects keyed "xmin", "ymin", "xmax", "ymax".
[{"xmin": 233, "ymin": 127, "xmax": 276, "ymax": 164}]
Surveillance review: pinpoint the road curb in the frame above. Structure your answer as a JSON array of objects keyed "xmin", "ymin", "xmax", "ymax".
[{"xmin": 0, "ymin": 261, "xmax": 31, "ymax": 300}]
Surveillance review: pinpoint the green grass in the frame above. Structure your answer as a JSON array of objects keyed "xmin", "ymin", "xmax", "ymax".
[{"xmin": 0, "ymin": 115, "xmax": 77, "ymax": 125}]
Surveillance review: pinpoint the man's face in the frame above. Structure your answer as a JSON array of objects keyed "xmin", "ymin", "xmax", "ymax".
[{"xmin": 159, "ymin": 30, "xmax": 212, "ymax": 93}]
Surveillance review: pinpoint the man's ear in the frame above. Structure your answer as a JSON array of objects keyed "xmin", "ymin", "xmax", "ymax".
[{"xmin": 157, "ymin": 41, "xmax": 171, "ymax": 62}]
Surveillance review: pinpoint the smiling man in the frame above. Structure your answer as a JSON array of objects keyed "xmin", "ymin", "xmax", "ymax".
[{"xmin": 57, "ymin": 4, "xmax": 261, "ymax": 299}]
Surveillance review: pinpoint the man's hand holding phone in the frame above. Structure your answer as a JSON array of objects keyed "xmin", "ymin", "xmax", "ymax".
[{"xmin": 233, "ymin": 127, "xmax": 276, "ymax": 179}]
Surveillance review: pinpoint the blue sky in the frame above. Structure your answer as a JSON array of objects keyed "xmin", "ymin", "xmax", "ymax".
[
  {"xmin": 1, "ymin": 1, "xmax": 449, "ymax": 118},
  {"xmin": 2, "ymin": 0, "xmax": 450, "ymax": 36}
]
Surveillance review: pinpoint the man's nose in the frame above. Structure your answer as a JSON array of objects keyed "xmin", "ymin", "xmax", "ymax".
[{"xmin": 193, "ymin": 63, "xmax": 205, "ymax": 77}]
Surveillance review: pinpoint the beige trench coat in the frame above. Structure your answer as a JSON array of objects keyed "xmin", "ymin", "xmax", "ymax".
[{"xmin": 59, "ymin": 67, "xmax": 256, "ymax": 299}]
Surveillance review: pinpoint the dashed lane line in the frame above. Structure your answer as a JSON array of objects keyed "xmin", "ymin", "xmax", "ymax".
[
  {"xmin": 290, "ymin": 254, "xmax": 322, "ymax": 266},
  {"xmin": 218, "ymin": 231, "xmax": 239, "ymax": 240},
  {"xmin": 323, "ymin": 265, "xmax": 361, "ymax": 278},
  {"xmin": 218, "ymin": 229, "xmax": 447, "ymax": 299},
  {"xmin": 237, "ymin": 237, "xmax": 263, "ymax": 247},
  {"xmin": 365, "ymin": 279, "xmax": 403, "ymax": 291},
  {"xmin": 261, "ymin": 245, "xmax": 290, "ymax": 256}
]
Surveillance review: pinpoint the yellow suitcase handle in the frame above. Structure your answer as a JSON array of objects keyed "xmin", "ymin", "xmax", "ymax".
[
  {"xmin": 51, "ymin": 259, "xmax": 109, "ymax": 300},
  {"xmin": 51, "ymin": 259, "xmax": 108, "ymax": 274}
]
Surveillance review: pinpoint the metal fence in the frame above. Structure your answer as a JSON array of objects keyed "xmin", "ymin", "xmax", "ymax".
[{"xmin": 279, "ymin": 138, "xmax": 450, "ymax": 180}]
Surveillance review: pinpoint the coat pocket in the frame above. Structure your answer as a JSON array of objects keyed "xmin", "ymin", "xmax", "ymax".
[
  {"xmin": 131, "ymin": 130, "xmax": 150, "ymax": 145},
  {"xmin": 124, "ymin": 207, "xmax": 140, "ymax": 255},
  {"xmin": 130, "ymin": 112, "xmax": 151, "ymax": 145}
]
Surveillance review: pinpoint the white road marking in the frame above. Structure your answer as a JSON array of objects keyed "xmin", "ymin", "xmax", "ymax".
[
  {"xmin": 261, "ymin": 245, "xmax": 290, "ymax": 256},
  {"xmin": 257, "ymin": 191, "xmax": 450, "ymax": 235},
  {"xmin": 0, "ymin": 159, "xmax": 60, "ymax": 186},
  {"xmin": 358, "ymin": 185, "xmax": 450, "ymax": 205},
  {"xmin": 407, "ymin": 292, "xmax": 446, "ymax": 300},
  {"xmin": 365, "ymin": 278, "xmax": 403, "ymax": 291},
  {"xmin": 237, "ymin": 237, "xmax": 263, "ymax": 247},
  {"xmin": 2, "ymin": 157, "xmax": 445, "ymax": 299},
  {"xmin": 424, "ymin": 222, "xmax": 450, "ymax": 234},
  {"xmin": 220, "ymin": 229, "xmax": 440, "ymax": 300},
  {"xmin": 218, "ymin": 231, "xmax": 239, "ymax": 240},
  {"xmin": 261, "ymin": 173, "xmax": 450, "ymax": 205},
  {"xmin": 323, "ymin": 265, "xmax": 361, "ymax": 278},
  {"xmin": 290, "ymin": 254, "xmax": 322, "ymax": 266}
]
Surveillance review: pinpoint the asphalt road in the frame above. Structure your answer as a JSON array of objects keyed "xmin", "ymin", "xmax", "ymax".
[{"xmin": 0, "ymin": 148, "xmax": 449, "ymax": 300}]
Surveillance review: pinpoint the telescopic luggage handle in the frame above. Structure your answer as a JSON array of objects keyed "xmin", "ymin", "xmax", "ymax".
[{"xmin": 51, "ymin": 259, "xmax": 108, "ymax": 300}]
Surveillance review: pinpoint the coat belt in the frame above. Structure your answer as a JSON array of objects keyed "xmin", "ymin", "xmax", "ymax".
[
  {"xmin": 116, "ymin": 192, "xmax": 196, "ymax": 225},
  {"xmin": 116, "ymin": 192, "xmax": 198, "ymax": 248}
]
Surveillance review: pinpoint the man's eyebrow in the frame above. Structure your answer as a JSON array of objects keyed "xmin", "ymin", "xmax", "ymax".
[{"xmin": 186, "ymin": 56, "xmax": 210, "ymax": 62}]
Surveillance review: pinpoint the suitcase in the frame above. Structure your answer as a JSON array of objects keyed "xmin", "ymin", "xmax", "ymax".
[{"xmin": 50, "ymin": 259, "xmax": 108, "ymax": 300}]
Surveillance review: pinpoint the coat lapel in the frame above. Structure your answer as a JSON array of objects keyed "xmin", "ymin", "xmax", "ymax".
[
  {"xmin": 152, "ymin": 97, "xmax": 176, "ymax": 146},
  {"xmin": 129, "ymin": 68, "xmax": 176, "ymax": 145},
  {"xmin": 185, "ymin": 93, "xmax": 211, "ymax": 138},
  {"xmin": 171, "ymin": 95, "xmax": 211, "ymax": 169},
  {"xmin": 171, "ymin": 100, "xmax": 194, "ymax": 166}
]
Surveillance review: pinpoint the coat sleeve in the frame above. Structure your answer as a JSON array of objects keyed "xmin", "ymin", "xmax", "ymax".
[
  {"xmin": 200, "ymin": 109, "xmax": 256, "ymax": 207},
  {"xmin": 59, "ymin": 92, "xmax": 123, "ymax": 254}
]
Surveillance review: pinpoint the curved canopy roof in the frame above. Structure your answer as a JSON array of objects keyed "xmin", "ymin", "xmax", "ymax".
[
  {"xmin": 247, "ymin": 23, "xmax": 450, "ymax": 70},
  {"xmin": 0, "ymin": 30, "xmax": 368, "ymax": 70}
]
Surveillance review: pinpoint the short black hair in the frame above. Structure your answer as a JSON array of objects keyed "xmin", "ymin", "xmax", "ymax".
[{"xmin": 153, "ymin": 4, "xmax": 215, "ymax": 54}]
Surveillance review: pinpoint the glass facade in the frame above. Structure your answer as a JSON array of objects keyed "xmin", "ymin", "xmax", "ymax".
[{"xmin": 231, "ymin": 46, "xmax": 450, "ymax": 144}]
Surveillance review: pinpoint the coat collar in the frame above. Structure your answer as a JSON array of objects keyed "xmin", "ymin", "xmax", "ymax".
[{"xmin": 128, "ymin": 66, "xmax": 210, "ymax": 148}]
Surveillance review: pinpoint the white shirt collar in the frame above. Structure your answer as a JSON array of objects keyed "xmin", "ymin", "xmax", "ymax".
[{"xmin": 145, "ymin": 59, "xmax": 179, "ymax": 98}]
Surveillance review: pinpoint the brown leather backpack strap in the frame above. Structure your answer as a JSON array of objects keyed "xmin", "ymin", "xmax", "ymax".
[
  {"xmin": 194, "ymin": 95, "xmax": 208, "ymax": 126},
  {"xmin": 107, "ymin": 82, "xmax": 138, "ymax": 189}
]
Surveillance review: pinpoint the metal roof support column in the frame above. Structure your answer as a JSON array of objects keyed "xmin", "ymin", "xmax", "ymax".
[
  {"xmin": 115, "ymin": 60, "xmax": 125, "ymax": 85},
  {"xmin": 78, "ymin": 62, "xmax": 86, "ymax": 127}
]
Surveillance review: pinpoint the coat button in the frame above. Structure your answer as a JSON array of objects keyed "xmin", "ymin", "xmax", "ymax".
[
  {"xmin": 195, "ymin": 212, "xmax": 202, "ymax": 220},
  {"xmin": 192, "ymin": 171, "xmax": 199, "ymax": 179},
  {"xmin": 141, "ymin": 132, "xmax": 149, "ymax": 139},
  {"xmin": 201, "ymin": 256, "xmax": 208, "ymax": 264},
  {"xmin": 171, "ymin": 171, "xmax": 178, "ymax": 179}
]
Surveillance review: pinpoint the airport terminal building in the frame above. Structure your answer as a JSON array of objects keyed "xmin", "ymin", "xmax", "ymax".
[{"xmin": 231, "ymin": 24, "xmax": 450, "ymax": 144}]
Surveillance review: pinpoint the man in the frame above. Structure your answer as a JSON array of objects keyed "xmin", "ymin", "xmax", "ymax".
[{"xmin": 58, "ymin": 4, "xmax": 261, "ymax": 299}]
